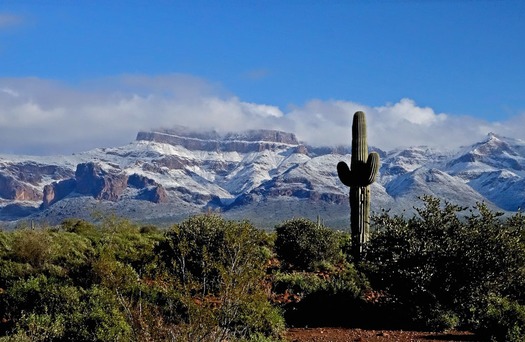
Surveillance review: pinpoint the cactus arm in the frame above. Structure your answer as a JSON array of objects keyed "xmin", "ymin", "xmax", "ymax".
[
  {"xmin": 338, "ymin": 152, "xmax": 380, "ymax": 187},
  {"xmin": 337, "ymin": 161, "xmax": 353, "ymax": 187},
  {"xmin": 365, "ymin": 152, "xmax": 380, "ymax": 185}
]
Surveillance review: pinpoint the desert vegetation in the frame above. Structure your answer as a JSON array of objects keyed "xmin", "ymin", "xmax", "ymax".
[{"xmin": 0, "ymin": 196, "xmax": 524, "ymax": 341}]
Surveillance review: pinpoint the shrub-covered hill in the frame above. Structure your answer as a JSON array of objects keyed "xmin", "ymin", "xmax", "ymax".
[{"xmin": 0, "ymin": 196, "xmax": 524, "ymax": 341}]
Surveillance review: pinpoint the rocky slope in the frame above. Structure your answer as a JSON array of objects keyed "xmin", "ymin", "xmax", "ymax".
[{"xmin": 0, "ymin": 128, "xmax": 523, "ymax": 228}]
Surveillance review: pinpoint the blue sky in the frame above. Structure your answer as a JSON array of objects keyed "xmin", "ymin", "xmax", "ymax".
[{"xmin": 1, "ymin": 1, "xmax": 524, "ymax": 154}]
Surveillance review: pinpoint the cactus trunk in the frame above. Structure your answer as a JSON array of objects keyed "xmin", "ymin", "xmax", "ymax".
[
  {"xmin": 350, "ymin": 186, "xmax": 370, "ymax": 259},
  {"xmin": 337, "ymin": 111, "xmax": 379, "ymax": 262}
]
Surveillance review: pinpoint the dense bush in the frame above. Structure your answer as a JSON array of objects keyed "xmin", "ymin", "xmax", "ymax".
[
  {"xmin": 274, "ymin": 217, "xmax": 342, "ymax": 271},
  {"xmin": 364, "ymin": 196, "xmax": 525, "ymax": 333},
  {"xmin": 272, "ymin": 264, "xmax": 365, "ymax": 299},
  {"xmin": 272, "ymin": 218, "xmax": 371, "ymax": 327},
  {"xmin": 0, "ymin": 221, "xmax": 150, "ymax": 341},
  {"xmin": 475, "ymin": 295, "xmax": 525, "ymax": 342},
  {"xmin": 155, "ymin": 214, "xmax": 284, "ymax": 340}
]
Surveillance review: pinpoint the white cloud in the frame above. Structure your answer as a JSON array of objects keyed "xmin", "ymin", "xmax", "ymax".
[
  {"xmin": 0, "ymin": 75, "xmax": 522, "ymax": 155},
  {"xmin": 240, "ymin": 102, "xmax": 283, "ymax": 118},
  {"xmin": 365, "ymin": 101, "xmax": 486, "ymax": 150},
  {"xmin": 0, "ymin": 88, "xmax": 19, "ymax": 97},
  {"xmin": 0, "ymin": 76, "xmax": 287, "ymax": 154},
  {"xmin": 375, "ymin": 98, "xmax": 447, "ymax": 126}
]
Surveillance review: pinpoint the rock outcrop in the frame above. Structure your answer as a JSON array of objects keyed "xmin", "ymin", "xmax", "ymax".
[
  {"xmin": 136, "ymin": 185, "xmax": 168, "ymax": 203},
  {"xmin": 41, "ymin": 162, "xmax": 168, "ymax": 208},
  {"xmin": 42, "ymin": 179, "xmax": 76, "ymax": 208},
  {"xmin": 75, "ymin": 163, "xmax": 128, "ymax": 200},
  {"xmin": 0, "ymin": 162, "xmax": 73, "ymax": 202},
  {"xmin": 9, "ymin": 162, "xmax": 73, "ymax": 185},
  {"xmin": 136, "ymin": 128, "xmax": 300, "ymax": 153},
  {"xmin": 0, "ymin": 174, "xmax": 41, "ymax": 201}
]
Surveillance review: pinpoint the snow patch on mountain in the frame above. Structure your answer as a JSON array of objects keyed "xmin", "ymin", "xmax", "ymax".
[{"xmin": 0, "ymin": 128, "xmax": 524, "ymax": 227}]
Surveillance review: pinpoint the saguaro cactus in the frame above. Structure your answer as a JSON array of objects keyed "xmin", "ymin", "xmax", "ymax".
[{"xmin": 337, "ymin": 111, "xmax": 380, "ymax": 261}]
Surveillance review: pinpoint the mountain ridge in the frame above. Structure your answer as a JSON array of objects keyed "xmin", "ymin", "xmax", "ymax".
[{"xmin": 0, "ymin": 128, "xmax": 523, "ymax": 228}]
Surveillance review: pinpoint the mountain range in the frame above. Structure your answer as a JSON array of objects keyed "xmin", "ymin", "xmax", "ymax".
[{"xmin": 1, "ymin": 127, "xmax": 524, "ymax": 228}]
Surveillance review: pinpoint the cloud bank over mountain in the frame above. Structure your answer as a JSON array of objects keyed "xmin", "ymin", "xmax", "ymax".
[{"xmin": 0, "ymin": 75, "xmax": 523, "ymax": 155}]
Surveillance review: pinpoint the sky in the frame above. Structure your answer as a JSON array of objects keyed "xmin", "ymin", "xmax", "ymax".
[{"xmin": 0, "ymin": 0, "xmax": 524, "ymax": 155}]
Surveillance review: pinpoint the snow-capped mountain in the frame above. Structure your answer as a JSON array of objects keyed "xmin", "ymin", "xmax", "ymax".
[
  {"xmin": 0, "ymin": 128, "xmax": 523, "ymax": 228},
  {"xmin": 444, "ymin": 133, "xmax": 525, "ymax": 211}
]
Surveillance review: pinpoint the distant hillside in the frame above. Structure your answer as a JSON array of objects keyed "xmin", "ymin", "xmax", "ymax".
[{"xmin": 1, "ymin": 127, "xmax": 524, "ymax": 228}]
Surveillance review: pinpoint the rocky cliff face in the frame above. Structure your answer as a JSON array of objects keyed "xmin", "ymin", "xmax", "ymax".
[
  {"xmin": 0, "ymin": 174, "xmax": 41, "ymax": 201},
  {"xmin": 41, "ymin": 162, "xmax": 168, "ymax": 208},
  {"xmin": 0, "ymin": 162, "xmax": 73, "ymax": 201},
  {"xmin": 136, "ymin": 128, "xmax": 300, "ymax": 153},
  {"xmin": 75, "ymin": 163, "xmax": 128, "ymax": 200}
]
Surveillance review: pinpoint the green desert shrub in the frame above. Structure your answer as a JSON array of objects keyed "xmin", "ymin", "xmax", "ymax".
[
  {"xmin": 77, "ymin": 285, "xmax": 132, "ymax": 341},
  {"xmin": 273, "ymin": 267, "xmax": 369, "ymax": 328},
  {"xmin": 60, "ymin": 218, "xmax": 97, "ymax": 235},
  {"xmin": 1, "ymin": 312, "xmax": 65, "ymax": 342},
  {"xmin": 364, "ymin": 196, "xmax": 525, "ymax": 331},
  {"xmin": 5, "ymin": 282, "xmax": 132, "ymax": 341},
  {"xmin": 0, "ymin": 217, "xmax": 161, "ymax": 341},
  {"xmin": 156, "ymin": 214, "xmax": 272, "ymax": 293},
  {"xmin": 273, "ymin": 264, "xmax": 365, "ymax": 299},
  {"xmin": 11, "ymin": 229, "xmax": 52, "ymax": 268},
  {"xmin": 476, "ymin": 296, "xmax": 525, "ymax": 342},
  {"xmin": 274, "ymin": 218, "xmax": 341, "ymax": 271},
  {"xmin": 155, "ymin": 214, "xmax": 284, "ymax": 340},
  {"xmin": 273, "ymin": 271, "xmax": 326, "ymax": 297}
]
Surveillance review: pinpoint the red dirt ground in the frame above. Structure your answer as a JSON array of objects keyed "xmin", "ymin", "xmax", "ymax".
[{"xmin": 285, "ymin": 327, "xmax": 479, "ymax": 342}]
